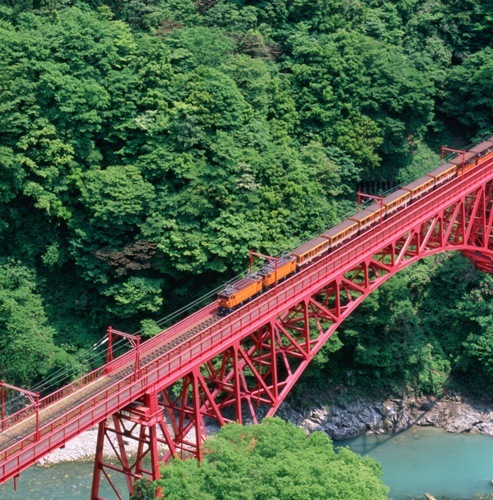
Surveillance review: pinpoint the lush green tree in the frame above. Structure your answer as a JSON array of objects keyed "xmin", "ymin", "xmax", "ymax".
[
  {"xmin": 335, "ymin": 259, "xmax": 453, "ymax": 394},
  {"xmin": 323, "ymin": 252, "xmax": 493, "ymax": 395},
  {"xmin": 419, "ymin": 254, "xmax": 493, "ymax": 392},
  {"xmin": 131, "ymin": 418, "xmax": 389, "ymax": 499},
  {"xmin": 442, "ymin": 47, "xmax": 493, "ymax": 135},
  {"xmin": 285, "ymin": 27, "xmax": 435, "ymax": 175},
  {"xmin": 0, "ymin": 5, "xmax": 173, "ymax": 352},
  {"xmin": 1, "ymin": 0, "xmax": 493, "ymax": 399},
  {"xmin": 0, "ymin": 261, "xmax": 74, "ymax": 386}
]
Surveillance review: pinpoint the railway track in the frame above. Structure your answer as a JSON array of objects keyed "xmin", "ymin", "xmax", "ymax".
[
  {"xmin": 0, "ymin": 312, "xmax": 221, "ymax": 461},
  {"xmin": 110, "ymin": 313, "xmax": 221, "ymax": 381}
]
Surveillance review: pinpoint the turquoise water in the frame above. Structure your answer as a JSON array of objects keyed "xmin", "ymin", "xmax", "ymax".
[
  {"xmin": 339, "ymin": 427, "xmax": 493, "ymax": 499},
  {"xmin": 0, "ymin": 460, "xmax": 129, "ymax": 499},
  {"xmin": 1, "ymin": 427, "xmax": 493, "ymax": 499}
]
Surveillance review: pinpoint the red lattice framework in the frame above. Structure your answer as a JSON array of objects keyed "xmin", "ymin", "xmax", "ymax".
[{"xmin": 91, "ymin": 160, "xmax": 493, "ymax": 499}]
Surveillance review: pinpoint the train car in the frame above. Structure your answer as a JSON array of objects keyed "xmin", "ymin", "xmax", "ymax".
[
  {"xmin": 460, "ymin": 137, "xmax": 493, "ymax": 174},
  {"xmin": 469, "ymin": 137, "xmax": 493, "ymax": 169},
  {"xmin": 401, "ymin": 175, "xmax": 435, "ymax": 198},
  {"xmin": 450, "ymin": 151, "xmax": 476, "ymax": 172},
  {"xmin": 290, "ymin": 236, "xmax": 330, "ymax": 266},
  {"xmin": 469, "ymin": 138, "xmax": 493, "ymax": 158},
  {"xmin": 217, "ymin": 135, "xmax": 493, "ymax": 316},
  {"xmin": 321, "ymin": 219, "xmax": 358, "ymax": 250},
  {"xmin": 349, "ymin": 204, "xmax": 383, "ymax": 231},
  {"xmin": 383, "ymin": 189, "xmax": 412, "ymax": 216},
  {"xmin": 218, "ymin": 275, "xmax": 263, "ymax": 315},
  {"xmin": 258, "ymin": 255, "xmax": 297, "ymax": 288},
  {"xmin": 425, "ymin": 162, "xmax": 456, "ymax": 187}
]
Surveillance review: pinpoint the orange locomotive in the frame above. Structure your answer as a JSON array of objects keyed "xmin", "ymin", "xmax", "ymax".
[
  {"xmin": 218, "ymin": 256, "xmax": 296, "ymax": 316},
  {"xmin": 217, "ymin": 136, "xmax": 493, "ymax": 316}
]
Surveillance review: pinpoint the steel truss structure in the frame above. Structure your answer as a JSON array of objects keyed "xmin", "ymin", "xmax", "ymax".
[
  {"xmin": 1, "ymin": 155, "xmax": 493, "ymax": 499},
  {"xmin": 92, "ymin": 164, "xmax": 493, "ymax": 497}
]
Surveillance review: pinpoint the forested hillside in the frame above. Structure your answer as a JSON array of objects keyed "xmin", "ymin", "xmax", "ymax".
[{"xmin": 0, "ymin": 0, "xmax": 492, "ymax": 395}]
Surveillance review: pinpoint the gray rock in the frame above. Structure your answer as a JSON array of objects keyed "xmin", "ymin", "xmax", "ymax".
[{"xmin": 286, "ymin": 392, "xmax": 493, "ymax": 441}]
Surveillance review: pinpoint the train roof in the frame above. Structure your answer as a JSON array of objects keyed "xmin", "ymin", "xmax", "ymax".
[
  {"xmin": 258, "ymin": 255, "xmax": 295, "ymax": 273},
  {"xmin": 290, "ymin": 236, "xmax": 327, "ymax": 257},
  {"xmin": 469, "ymin": 139, "xmax": 493, "ymax": 154},
  {"xmin": 450, "ymin": 151, "xmax": 475, "ymax": 165},
  {"xmin": 218, "ymin": 276, "xmax": 262, "ymax": 296},
  {"xmin": 402, "ymin": 175, "xmax": 434, "ymax": 191},
  {"xmin": 426, "ymin": 162, "xmax": 456, "ymax": 177},
  {"xmin": 349, "ymin": 205, "xmax": 382, "ymax": 222},
  {"xmin": 322, "ymin": 219, "xmax": 358, "ymax": 238},
  {"xmin": 383, "ymin": 189, "xmax": 410, "ymax": 205},
  {"xmin": 277, "ymin": 254, "xmax": 296, "ymax": 263}
]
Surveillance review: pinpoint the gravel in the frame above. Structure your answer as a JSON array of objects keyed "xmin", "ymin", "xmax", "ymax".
[{"xmin": 36, "ymin": 426, "xmax": 167, "ymax": 466}]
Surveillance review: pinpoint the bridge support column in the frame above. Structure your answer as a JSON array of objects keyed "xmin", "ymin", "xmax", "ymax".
[{"xmin": 90, "ymin": 393, "xmax": 167, "ymax": 500}]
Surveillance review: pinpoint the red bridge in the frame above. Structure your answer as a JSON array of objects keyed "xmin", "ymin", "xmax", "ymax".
[{"xmin": 1, "ymin": 142, "xmax": 493, "ymax": 498}]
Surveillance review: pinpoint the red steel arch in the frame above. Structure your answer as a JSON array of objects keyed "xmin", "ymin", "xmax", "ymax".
[{"xmin": 1, "ymin": 153, "xmax": 493, "ymax": 498}]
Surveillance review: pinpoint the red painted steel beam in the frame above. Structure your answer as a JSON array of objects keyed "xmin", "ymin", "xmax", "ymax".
[{"xmin": 2, "ymin": 157, "xmax": 493, "ymax": 495}]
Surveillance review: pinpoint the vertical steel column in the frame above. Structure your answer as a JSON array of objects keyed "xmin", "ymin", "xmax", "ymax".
[
  {"xmin": 91, "ymin": 420, "xmax": 106, "ymax": 500},
  {"xmin": 269, "ymin": 321, "xmax": 278, "ymax": 401},
  {"xmin": 233, "ymin": 345, "xmax": 242, "ymax": 424},
  {"xmin": 192, "ymin": 368, "xmax": 204, "ymax": 462}
]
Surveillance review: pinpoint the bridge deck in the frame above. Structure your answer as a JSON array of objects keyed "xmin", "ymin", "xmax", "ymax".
[
  {"xmin": 1, "ymin": 152, "xmax": 493, "ymax": 485},
  {"xmin": 0, "ymin": 303, "xmax": 219, "ymax": 468}
]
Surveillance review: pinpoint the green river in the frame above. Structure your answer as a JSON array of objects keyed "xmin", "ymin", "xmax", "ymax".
[{"xmin": 0, "ymin": 427, "xmax": 492, "ymax": 499}]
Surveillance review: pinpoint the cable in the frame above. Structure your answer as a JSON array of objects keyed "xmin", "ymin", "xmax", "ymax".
[
  {"xmin": 0, "ymin": 336, "xmax": 130, "ymax": 411},
  {"xmin": 134, "ymin": 272, "xmax": 245, "ymax": 334}
]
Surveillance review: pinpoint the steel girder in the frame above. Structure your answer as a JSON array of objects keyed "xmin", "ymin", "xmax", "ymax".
[
  {"xmin": 91, "ymin": 172, "xmax": 493, "ymax": 498},
  {"xmin": 91, "ymin": 393, "xmax": 167, "ymax": 499},
  {"xmin": 2, "ymin": 159, "xmax": 493, "ymax": 496},
  {"xmin": 160, "ymin": 178, "xmax": 493, "ymax": 450}
]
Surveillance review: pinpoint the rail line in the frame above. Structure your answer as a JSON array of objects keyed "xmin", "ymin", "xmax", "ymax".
[
  {"xmin": 2, "ymin": 138, "xmax": 493, "ymax": 497},
  {"xmin": 0, "ymin": 311, "xmax": 221, "ymax": 461}
]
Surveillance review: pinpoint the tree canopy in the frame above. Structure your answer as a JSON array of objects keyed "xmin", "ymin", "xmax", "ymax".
[{"xmin": 131, "ymin": 418, "xmax": 389, "ymax": 499}]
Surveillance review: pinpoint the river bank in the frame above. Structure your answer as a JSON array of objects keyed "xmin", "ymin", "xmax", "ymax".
[
  {"xmin": 8, "ymin": 428, "xmax": 492, "ymax": 500},
  {"xmin": 36, "ymin": 427, "xmax": 152, "ymax": 466},
  {"xmin": 36, "ymin": 389, "xmax": 493, "ymax": 466},
  {"xmin": 279, "ymin": 389, "xmax": 493, "ymax": 441}
]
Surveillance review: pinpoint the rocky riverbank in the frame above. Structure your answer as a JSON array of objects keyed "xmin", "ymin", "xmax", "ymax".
[
  {"xmin": 278, "ymin": 390, "xmax": 493, "ymax": 441},
  {"xmin": 37, "ymin": 390, "xmax": 493, "ymax": 465}
]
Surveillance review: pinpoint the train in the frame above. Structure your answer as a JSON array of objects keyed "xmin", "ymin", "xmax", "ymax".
[{"xmin": 217, "ymin": 136, "xmax": 493, "ymax": 316}]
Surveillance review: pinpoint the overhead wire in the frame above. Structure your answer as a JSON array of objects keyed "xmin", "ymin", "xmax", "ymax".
[
  {"xmin": 1, "ymin": 273, "xmax": 242, "ymax": 415},
  {"xmin": 1, "ymin": 335, "xmax": 129, "ymax": 415}
]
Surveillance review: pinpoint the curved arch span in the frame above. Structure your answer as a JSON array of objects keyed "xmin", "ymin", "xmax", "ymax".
[
  {"xmin": 157, "ymin": 161, "xmax": 493, "ymax": 461},
  {"xmin": 2, "ymin": 155, "xmax": 493, "ymax": 498}
]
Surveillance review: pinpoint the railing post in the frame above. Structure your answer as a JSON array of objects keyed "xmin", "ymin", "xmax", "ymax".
[
  {"xmin": 105, "ymin": 327, "xmax": 141, "ymax": 379},
  {"xmin": 0, "ymin": 382, "xmax": 39, "ymax": 436},
  {"xmin": 34, "ymin": 394, "xmax": 40, "ymax": 441},
  {"xmin": 106, "ymin": 326, "xmax": 114, "ymax": 366}
]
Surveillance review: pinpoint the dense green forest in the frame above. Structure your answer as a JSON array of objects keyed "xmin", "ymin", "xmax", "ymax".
[{"xmin": 1, "ymin": 0, "xmax": 493, "ymax": 398}]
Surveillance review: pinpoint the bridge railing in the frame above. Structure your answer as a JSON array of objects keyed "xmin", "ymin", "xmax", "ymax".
[
  {"xmin": 0, "ymin": 300, "xmax": 219, "ymax": 436},
  {"xmin": 0, "ymin": 299, "xmax": 262, "ymax": 469},
  {"xmin": 3, "ymin": 138, "xmax": 491, "ymax": 437},
  {"xmin": 105, "ymin": 301, "xmax": 219, "ymax": 374},
  {"xmin": 2, "ymin": 153, "xmax": 493, "ymax": 477},
  {"xmin": 0, "ymin": 366, "xmax": 107, "ymax": 434},
  {"xmin": 0, "ymin": 406, "xmax": 34, "ymax": 433},
  {"xmin": 40, "ymin": 367, "xmax": 107, "ymax": 409}
]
